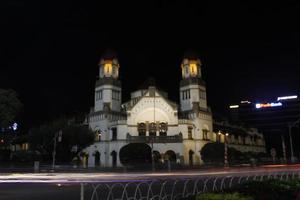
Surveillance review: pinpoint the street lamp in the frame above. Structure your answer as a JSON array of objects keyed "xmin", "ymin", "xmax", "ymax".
[
  {"xmin": 288, "ymin": 118, "xmax": 300, "ymax": 163},
  {"xmin": 52, "ymin": 130, "xmax": 62, "ymax": 171},
  {"xmin": 148, "ymin": 136, "xmax": 155, "ymax": 172}
]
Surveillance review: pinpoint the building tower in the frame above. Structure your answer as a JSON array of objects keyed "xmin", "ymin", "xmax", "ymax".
[
  {"xmin": 179, "ymin": 52, "xmax": 208, "ymax": 113},
  {"xmin": 94, "ymin": 50, "xmax": 122, "ymax": 112}
]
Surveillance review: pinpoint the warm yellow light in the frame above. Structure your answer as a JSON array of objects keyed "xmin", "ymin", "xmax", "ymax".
[
  {"xmin": 190, "ymin": 63, "xmax": 197, "ymax": 75},
  {"xmin": 225, "ymin": 133, "xmax": 229, "ymax": 136},
  {"xmin": 104, "ymin": 63, "xmax": 112, "ymax": 74},
  {"xmin": 218, "ymin": 131, "xmax": 221, "ymax": 135}
]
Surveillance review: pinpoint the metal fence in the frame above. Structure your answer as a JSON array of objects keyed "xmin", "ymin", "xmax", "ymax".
[{"xmin": 80, "ymin": 171, "xmax": 300, "ymax": 200}]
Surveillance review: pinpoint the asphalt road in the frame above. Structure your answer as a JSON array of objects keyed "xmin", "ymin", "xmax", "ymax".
[{"xmin": 0, "ymin": 164, "xmax": 299, "ymax": 200}]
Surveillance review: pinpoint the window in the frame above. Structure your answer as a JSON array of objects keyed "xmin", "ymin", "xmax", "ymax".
[
  {"xmin": 188, "ymin": 127, "xmax": 193, "ymax": 139},
  {"xmin": 182, "ymin": 90, "xmax": 190, "ymax": 100},
  {"xmin": 149, "ymin": 122, "xmax": 156, "ymax": 136},
  {"xmin": 190, "ymin": 63, "xmax": 197, "ymax": 75},
  {"xmin": 199, "ymin": 90, "xmax": 206, "ymax": 99},
  {"xmin": 138, "ymin": 123, "xmax": 146, "ymax": 136},
  {"xmin": 104, "ymin": 63, "xmax": 112, "ymax": 73},
  {"xmin": 111, "ymin": 128, "xmax": 117, "ymax": 141},
  {"xmin": 203, "ymin": 129, "xmax": 208, "ymax": 140},
  {"xmin": 159, "ymin": 122, "xmax": 167, "ymax": 136},
  {"xmin": 95, "ymin": 90, "xmax": 102, "ymax": 100},
  {"xmin": 112, "ymin": 90, "xmax": 120, "ymax": 100}
]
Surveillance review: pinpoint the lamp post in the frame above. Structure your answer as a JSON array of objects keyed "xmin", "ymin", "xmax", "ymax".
[
  {"xmin": 149, "ymin": 136, "xmax": 155, "ymax": 172},
  {"xmin": 224, "ymin": 133, "xmax": 229, "ymax": 168},
  {"xmin": 52, "ymin": 130, "xmax": 62, "ymax": 171},
  {"xmin": 281, "ymin": 134, "xmax": 287, "ymax": 164},
  {"xmin": 288, "ymin": 118, "xmax": 300, "ymax": 163}
]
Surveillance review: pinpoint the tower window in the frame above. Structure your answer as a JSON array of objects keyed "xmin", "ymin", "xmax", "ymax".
[
  {"xmin": 104, "ymin": 63, "xmax": 112, "ymax": 74},
  {"xmin": 199, "ymin": 90, "xmax": 206, "ymax": 99},
  {"xmin": 190, "ymin": 63, "xmax": 198, "ymax": 75},
  {"xmin": 95, "ymin": 90, "xmax": 102, "ymax": 100},
  {"xmin": 112, "ymin": 90, "xmax": 120, "ymax": 100}
]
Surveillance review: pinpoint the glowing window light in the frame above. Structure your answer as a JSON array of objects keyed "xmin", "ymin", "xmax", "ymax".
[
  {"xmin": 255, "ymin": 102, "xmax": 282, "ymax": 109},
  {"xmin": 190, "ymin": 63, "xmax": 198, "ymax": 75},
  {"xmin": 277, "ymin": 95, "xmax": 298, "ymax": 101},
  {"xmin": 229, "ymin": 105, "xmax": 239, "ymax": 109}
]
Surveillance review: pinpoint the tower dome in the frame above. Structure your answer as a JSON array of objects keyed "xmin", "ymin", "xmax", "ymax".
[
  {"xmin": 181, "ymin": 50, "xmax": 202, "ymax": 79},
  {"xmin": 99, "ymin": 49, "xmax": 120, "ymax": 79}
]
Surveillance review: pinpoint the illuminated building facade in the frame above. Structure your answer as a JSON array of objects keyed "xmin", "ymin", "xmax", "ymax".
[{"xmin": 82, "ymin": 51, "xmax": 265, "ymax": 168}]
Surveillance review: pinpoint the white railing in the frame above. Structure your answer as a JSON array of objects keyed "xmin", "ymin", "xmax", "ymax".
[{"xmin": 80, "ymin": 171, "xmax": 300, "ymax": 200}]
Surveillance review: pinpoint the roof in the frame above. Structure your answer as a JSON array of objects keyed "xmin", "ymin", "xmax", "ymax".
[{"xmin": 101, "ymin": 48, "xmax": 117, "ymax": 60}]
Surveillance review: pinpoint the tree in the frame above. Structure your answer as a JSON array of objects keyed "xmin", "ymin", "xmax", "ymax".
[
  {"xmin": 0, "ymin": 89, "xmax": 22, "ymax": 128},
  {"xmin": 200, "ymin": 142, "xmax": 244, "ymax": 164},
  {"xmin": 28, "ymin": 117, "xmax": 94, "ymax": 163}
]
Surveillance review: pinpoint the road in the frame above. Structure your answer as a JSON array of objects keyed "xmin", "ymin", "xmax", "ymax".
[{"xmin": 0, "ymin": 164, "xmax": 299, "ymax": 200}]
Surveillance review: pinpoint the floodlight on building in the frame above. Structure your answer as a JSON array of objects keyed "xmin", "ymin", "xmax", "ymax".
[
  {"xmin": 229, "ymin": 105, "xmax": 239, "ymax": 109},
  {"xmin": 277, "ymin": 95, "xmax": 298, "ymax": 101}
]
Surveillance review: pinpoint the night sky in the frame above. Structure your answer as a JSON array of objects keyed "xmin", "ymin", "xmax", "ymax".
[{"xmin": 1, "ymin": 1, "xmax": 300, "ymax": 131}]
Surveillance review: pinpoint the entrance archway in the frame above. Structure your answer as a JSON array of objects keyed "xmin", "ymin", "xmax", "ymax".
[
  {"xmin": 153, "ymin": 150, "xmax": 161, "ymax": 163},
  {"xmin": 165, "ymin": 150, "xmax": 176, "ymax": 162},
  {"xmin": 94, "ymin": 151, "xmax": 100, "ymax": 167},
  {"xmin": 111, "ymin": 151, "xmax": 117, "ymax": 167},
  {"xmin": 119, "ymin": 143, "xmax": 151, "ymax": 166}
]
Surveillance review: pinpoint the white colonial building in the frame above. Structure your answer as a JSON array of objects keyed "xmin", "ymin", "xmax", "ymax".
[{"xmin": 83, "ymin": 51, "xmax": 265, "ymax": 167}]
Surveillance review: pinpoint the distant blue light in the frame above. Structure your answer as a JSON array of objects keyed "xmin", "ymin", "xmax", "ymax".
[{"xmin": 12, "ymin": 123, "xmax": 18, "ymax": 131}]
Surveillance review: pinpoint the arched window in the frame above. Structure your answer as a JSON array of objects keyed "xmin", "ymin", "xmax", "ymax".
[
  {"xmin": 137, "ymin": 123, "xmax": 146, "ymax": 136},
  {"xmin": 149, "ymin": 122, "xmax": 156, "ymax": 136},
  {"xmin": 159, "ymin": 122, "xmax": 168, "ymax": 136}
]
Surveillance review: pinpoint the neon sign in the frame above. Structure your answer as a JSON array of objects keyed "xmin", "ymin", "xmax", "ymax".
[
  {"xmin": 277, "ymin": 95, "xmax": 297, "ymax": 101},
  {"xmin": 255, "ymin": 102, "xmax": 282, "ymax": 109}
]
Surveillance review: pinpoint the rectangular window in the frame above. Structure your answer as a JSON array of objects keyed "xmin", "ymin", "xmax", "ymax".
[
  {"xmin": 187, "ymin": 90, "xmax": 190, "ymax": 99},
  {"xmin": 95, "ymin": 90, "xmax": 102, "ymax": 100},
  {"xmin": 199, "ymin": 90, "xmax": 206, "ymax": 100},
  {"xmin": 188, "ymin": 127, "xmax": 193, "ymax": 139},
  {"xmin": 111, "ymin": 128, "xmax": 117, "ymax": 141},
  {"xmin": 112, "ymin": 90, "xmax": 120, "ymax": 100}
]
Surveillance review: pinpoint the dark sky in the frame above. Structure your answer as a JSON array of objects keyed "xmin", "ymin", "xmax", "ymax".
[{"xmin": 1, "ymin": 1, "xmax": 300, "ymax": 130}]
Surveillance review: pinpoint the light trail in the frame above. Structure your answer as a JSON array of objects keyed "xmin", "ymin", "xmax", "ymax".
[{"xmin": 0, "ymin": 165, "xmax": 299, "ymax": 183}]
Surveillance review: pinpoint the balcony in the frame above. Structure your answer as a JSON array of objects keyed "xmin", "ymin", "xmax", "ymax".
[{"xmin": 126, "ymin": 134, "xmax": 183, "ymax": 143}]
